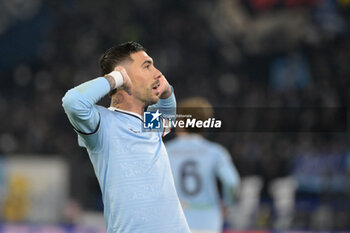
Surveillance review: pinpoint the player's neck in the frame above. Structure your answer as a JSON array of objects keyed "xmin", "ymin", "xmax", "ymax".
[{"xmin": 110, "ymin": 93, "xmax": 145, "ymax": 116}]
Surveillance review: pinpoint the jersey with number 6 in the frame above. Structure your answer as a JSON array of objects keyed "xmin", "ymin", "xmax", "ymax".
[{"xmin": 166, "ymin": 134, "xmax": 240, "ymax": 232}]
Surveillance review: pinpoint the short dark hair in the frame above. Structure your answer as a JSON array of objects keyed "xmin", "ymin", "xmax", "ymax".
[{"xmin": 99, "ymin": 41, "xmax": 146, "ymax": 76}]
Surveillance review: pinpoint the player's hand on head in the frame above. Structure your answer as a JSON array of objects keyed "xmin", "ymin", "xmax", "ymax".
[
  {"xmin": 159, "ymin": 75, "xmax": 172, "ymax": 99},
  {"xmin": 115, "ymin": 66, "xmax": 132, "ymax": 95}
]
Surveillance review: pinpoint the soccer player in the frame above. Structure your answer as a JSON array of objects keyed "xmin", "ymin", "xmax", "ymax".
[
  {"xmin": 62, "ymin": 42, "xmax": 190, "ymax": 233},
  {"xmin": 166, "ymin": 97, "xmax": 240, "ymax": 233}
]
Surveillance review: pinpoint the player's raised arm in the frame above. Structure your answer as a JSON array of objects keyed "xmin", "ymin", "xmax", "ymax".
[
  {"xmin": 61, "ymin": 70, "xmax": 126, "ymax": 135},
  {"xmin": 147, "ymin": 75, "xmax": 176, "ymax": 121}
]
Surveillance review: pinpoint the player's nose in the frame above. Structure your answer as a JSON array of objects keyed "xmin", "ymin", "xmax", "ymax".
[{"xmin": 154, "ymin": 67, "xmax": 162, "ymax": 79}]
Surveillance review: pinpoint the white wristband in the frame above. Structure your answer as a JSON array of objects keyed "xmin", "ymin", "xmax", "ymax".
[{"xmin": 109, "ymin": 71, "xmax": 124, "ymax": 89}]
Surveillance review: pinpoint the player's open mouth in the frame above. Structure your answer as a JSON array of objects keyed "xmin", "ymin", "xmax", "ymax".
[
  {"xmin": 152, "ymin": 83, "xmax": 160, "ymax": 90},
  {"xmin": 151, "ymin": 83, "xmax": 161, "ymax": 96}
]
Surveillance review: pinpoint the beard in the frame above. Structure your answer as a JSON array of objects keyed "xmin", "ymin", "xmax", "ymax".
[
  {"xmin": 144, "ymin": 96, "xmax": 158, "ymax": 106},
  {"xmin": 138, "ymin": 89, "xmax": 159, "ymax": 106}
]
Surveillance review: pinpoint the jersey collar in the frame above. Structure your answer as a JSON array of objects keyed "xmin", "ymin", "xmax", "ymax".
[{"xmin": 108, "ymin": 106, "xmax": 143, "ymax": 121}]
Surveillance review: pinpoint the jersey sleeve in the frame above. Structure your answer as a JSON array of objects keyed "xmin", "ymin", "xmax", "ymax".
[
  {"xmin": 62, "ymin": 77, "xmax": 111, "ymax": 148},
  {"xmin": 215, "ymin": 146, "xmax": 240, "ymax": 205}
]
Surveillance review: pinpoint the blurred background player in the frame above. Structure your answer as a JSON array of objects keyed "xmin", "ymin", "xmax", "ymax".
[{"xmin": 166, "ymin": 97, "xmax": 240, "ymax": 233}]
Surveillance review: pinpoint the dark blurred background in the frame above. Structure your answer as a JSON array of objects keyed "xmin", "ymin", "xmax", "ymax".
[{"xmin": 0, "ymin": 0, "xmax": 349, "ymax": 231}]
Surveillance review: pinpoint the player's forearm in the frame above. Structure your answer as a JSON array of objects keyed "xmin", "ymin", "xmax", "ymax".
[
  {"xmin": 62, "ymin": 77, "xmax": 111, "ymax": 133},
  {"xmin": 73, "ymin": 77, "xmax": 112, "ymax": 103},
  {"xmin": 62, "ymin": 77, "xmax": 110, "ymax": 114}
]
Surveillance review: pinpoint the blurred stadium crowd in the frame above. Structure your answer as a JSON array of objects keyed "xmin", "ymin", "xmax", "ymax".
[{"xmin": 0, "ymin": 0, "xmax": 349, "ymax": 231}]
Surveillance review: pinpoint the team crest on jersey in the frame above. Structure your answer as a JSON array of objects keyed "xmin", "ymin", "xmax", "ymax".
[{"xmin": 143, "ymin": 110, "xmax": 162, "ymax": 129}]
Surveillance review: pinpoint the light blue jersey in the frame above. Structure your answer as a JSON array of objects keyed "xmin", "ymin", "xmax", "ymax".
[
  {"xmin": 166, "ymin": 134, "xmax": 240, "ymax": 233},
  {"xmin": 62, "ymin": 77, "xmax": 190, "ymax": 233}
]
